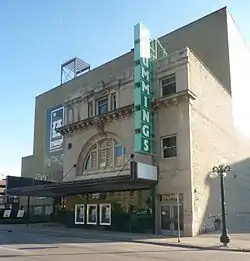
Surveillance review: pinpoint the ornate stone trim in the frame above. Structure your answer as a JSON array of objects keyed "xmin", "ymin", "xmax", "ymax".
[
  {"xmin": 151, "ymin": 89, "xmax": 197, "ymax": 111},
  {"xmin": 57, "ymin": 90, "xmax": 196, "ymax": 136},
  {"xmin": 58, "ymin": 104, "xmax": 134, "ymax": 135}
]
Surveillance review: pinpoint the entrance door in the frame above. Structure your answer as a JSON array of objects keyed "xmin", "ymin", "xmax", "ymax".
[
  {"xmin": 160, "ymin": 205, "xmax": 171, "ymax": 230},
  {"xmin": 172, "ymin": 204, "xmax": 184, "ymax": 231},
  {"xmin": 160, "ymin": 204, "xmax": 183, "ymax": 235}
]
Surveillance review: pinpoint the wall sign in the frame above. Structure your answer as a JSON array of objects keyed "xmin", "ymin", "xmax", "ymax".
[{"xmin": 134, "ymin": 22, "xmax": 154, "ymax": 154}]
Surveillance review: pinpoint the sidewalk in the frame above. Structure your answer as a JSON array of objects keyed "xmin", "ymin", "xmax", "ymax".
[{"xmin": 5, "ymin": 223, "xmax": 250, "ymax": 253}]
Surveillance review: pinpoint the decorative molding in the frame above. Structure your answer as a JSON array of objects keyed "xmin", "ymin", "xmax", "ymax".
[
  {"xmin": 57, "ymin": 104, "xmax": 134, "ymax": 135},
  {"xmin": 93, "ymin": 117, "xmax": 105, "ymax": 133},
  {"xmin": 151, "ymin": 89, "xmax": 197, "ymax": 111},
  {"xmin": 57, "ymin": 90, "xmax": 197, "ymax": 136}
]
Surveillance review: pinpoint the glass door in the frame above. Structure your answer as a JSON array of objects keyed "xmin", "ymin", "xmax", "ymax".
[{"xmin": 160, "ymin": 204, "xmax": 184, "ymax": 234}]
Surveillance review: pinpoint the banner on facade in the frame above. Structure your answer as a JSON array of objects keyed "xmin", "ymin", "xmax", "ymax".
[
  {"xmin": 46, "ymin": 105, "xmax": 64, "ymax": 153},
  {"xmin": 44, "ymin": 105, "xmax": 65, "ymax": 173}
]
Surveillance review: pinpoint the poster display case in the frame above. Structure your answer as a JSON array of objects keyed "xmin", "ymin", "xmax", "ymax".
[
  {"xmin": 3, "ymin": 209, "xmax": 11, "ymax": 218},
  {"xmin": 75, "ymin": 204, "xmax": 85, "ymax": 224},
  {"xmin": 99, "ymin": 203, "xmax": 111, "ymax": 225},
  {"xmin": 17, "ymin": 209, "xmax": 25, "ymax": 218},
  {"xmin": 87, "ymin": 204, "xmax": 97, "ymax": 225}
]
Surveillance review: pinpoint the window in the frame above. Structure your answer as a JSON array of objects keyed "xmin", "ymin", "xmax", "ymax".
[
  {"xmin": 161, "ymin": 74, "xmax": 176, "ymax": 96},
  {"xmin": 45, "ymin": 205, "xmax": 53, "ymax": 215},
  {"xmin": 97, "ymin": 98, "xmax": 108, "ymax": 115},
  {"xmin": 111, "ymin": 93, "xmax": 117, "ymax": 110},
  {"xmin": 84, "ymin": 138, "xmax": 128, "ymax": 172},
  {"xmin": 88, "ymin": 101, "xmax": 93, "ymax": 117},
  {"xmin": 32, "ymin": 205, "xmax": 43, "ymax": 215},
  {"xmin": 162, "ymin": 136, "xmax": 177, "ymax": 158},
  {"xmin": 67, "ymin": 106, "xmax": 73, "ymax": 123}
]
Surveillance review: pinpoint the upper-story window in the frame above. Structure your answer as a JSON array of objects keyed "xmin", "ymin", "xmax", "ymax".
[
  {"xmin": 162, "ymin": 135, "xmax": 177, "ymax": 158},
  {"xmin": 84, "ymin": 138, "xmax": 128, "ymax": 171},
  {"xmin": 111, "ymin": 93, "xmax": 117, "ymax": 110},
  {"xmin": 97, "ymin": 98, "xmax": 108, "ymax": 115},
  {"xmin": 88, "ymin": 101, "xmax": 94, "ymax": 117},
  {"xmin": 161, "ymin": 74, "xmax": 176, "ymax": 96},
  {"xmin": 67, "ymin": 106, "xmax": 73, "ymax": 123}
]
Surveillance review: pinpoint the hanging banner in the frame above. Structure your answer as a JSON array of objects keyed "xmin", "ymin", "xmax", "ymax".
[
  {"xmin": 44, "ymin": 105, "xmax": 65, "ymax": 180},
  {"xmin": 46, "ymin": 105, "xmax": 64, "ymax": 153},
  {"xmin": 134, "ymin": 23, "xmax": 154, "ymax": 154}
]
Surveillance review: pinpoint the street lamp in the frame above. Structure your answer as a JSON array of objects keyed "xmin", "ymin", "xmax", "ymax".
[{"xmin": 211, "ymin": 164, "xmax": 231, "ymax": 247}]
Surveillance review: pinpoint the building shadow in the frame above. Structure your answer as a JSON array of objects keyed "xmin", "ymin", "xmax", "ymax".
[{"xmin": 200, "ymin": 157, "xmax": 250, "ymax": 235}]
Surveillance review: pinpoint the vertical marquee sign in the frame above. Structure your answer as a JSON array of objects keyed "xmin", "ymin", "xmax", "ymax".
[{"xmin": 134, "ymin": 23, "xmax": 154, "ymax": 154}]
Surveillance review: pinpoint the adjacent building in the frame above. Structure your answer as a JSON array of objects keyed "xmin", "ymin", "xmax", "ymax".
[{"xmin": 17, "ymin": 7, "xmax": 250, "ymax": 236}]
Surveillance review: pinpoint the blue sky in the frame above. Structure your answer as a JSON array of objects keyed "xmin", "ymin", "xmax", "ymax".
[{"xmin": 0, "ymin": 0, "xmax": 250, "ymax": 176}]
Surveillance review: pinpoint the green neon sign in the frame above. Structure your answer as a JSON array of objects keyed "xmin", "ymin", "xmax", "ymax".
[{"xmin": 134, "ymin": 23, "xmax": 153, "ymax": 154}]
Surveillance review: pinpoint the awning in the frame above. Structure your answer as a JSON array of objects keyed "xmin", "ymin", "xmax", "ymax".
[{"xmin": 7, "ymin": 161, "xmax": 158, "ymax": 197}]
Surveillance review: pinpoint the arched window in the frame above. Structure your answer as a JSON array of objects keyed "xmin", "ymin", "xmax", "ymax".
[{"xmin": 84, "ymin": 138, "xmax": 128, "ymax": 171}]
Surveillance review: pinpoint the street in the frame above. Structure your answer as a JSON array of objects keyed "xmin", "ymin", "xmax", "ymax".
[{"xmin": 0, "ymin": 228, "xmax": 249, "ymax": 260}]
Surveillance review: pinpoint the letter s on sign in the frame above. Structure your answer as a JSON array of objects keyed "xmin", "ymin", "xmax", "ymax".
[{"xmin": 143, "ymin": 139, "xmax": 149, "ymax": 152}]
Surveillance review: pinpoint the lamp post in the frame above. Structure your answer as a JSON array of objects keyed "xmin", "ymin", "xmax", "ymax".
[{"xmin": 211, "ymin": 164, "xmax": 231, "ymax": 247}]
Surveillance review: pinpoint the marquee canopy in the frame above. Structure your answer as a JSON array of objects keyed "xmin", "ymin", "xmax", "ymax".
[{"xmin": 7, "ymin": 162, "xmax": 158, "ymax": 197}]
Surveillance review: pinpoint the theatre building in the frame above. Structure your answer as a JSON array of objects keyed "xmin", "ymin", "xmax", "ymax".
[{"xmin": 9, "ymin": 7, "xmax": 250, "ymax": 236}]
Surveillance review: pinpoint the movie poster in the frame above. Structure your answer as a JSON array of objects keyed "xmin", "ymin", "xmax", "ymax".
[
  {"xmin": 87, "ymin": 204, "xmax": 97, "ymax": 225},
  {"xmin": 75, "ymin": 204, "xmax": 85, "ymax": 224},
  {"xmin": 99, "ymin": 203, "xmax": 111, "ymax": 225}
]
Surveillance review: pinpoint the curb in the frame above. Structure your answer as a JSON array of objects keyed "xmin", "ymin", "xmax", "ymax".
[
  {"xmin": 23, "ymin": 229, "xmax": 250, "ymax": 253},
  {"xmin": 136, "ymin": 241, "xmax": 250, "ymax": 253}
]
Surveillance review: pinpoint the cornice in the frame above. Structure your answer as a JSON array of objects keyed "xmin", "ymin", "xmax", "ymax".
[
  {"xmin": 57, "ymin": 90, "xmax": 197, "ymax": 136},
  {"xmin": 57, "ymin": 104, "xmax": 134, "ymax": 135}
]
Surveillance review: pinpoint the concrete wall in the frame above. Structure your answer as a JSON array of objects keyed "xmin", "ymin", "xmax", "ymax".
[
  {"xmin": 188, "ymin": 50, "xmax": 250, "ymax": 235},
  {"xmin": 159, "ymin": 7, "xmax": 230, "ymax": 92},
  {"xmin": 226, "ymin": 9, "xmax": 250, "ymax": 137}
]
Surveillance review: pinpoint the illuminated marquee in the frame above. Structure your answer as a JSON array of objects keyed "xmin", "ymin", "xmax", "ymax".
[{"xmin": 134, "ymin": 23, "xmax": 153, "ymax": 154}]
